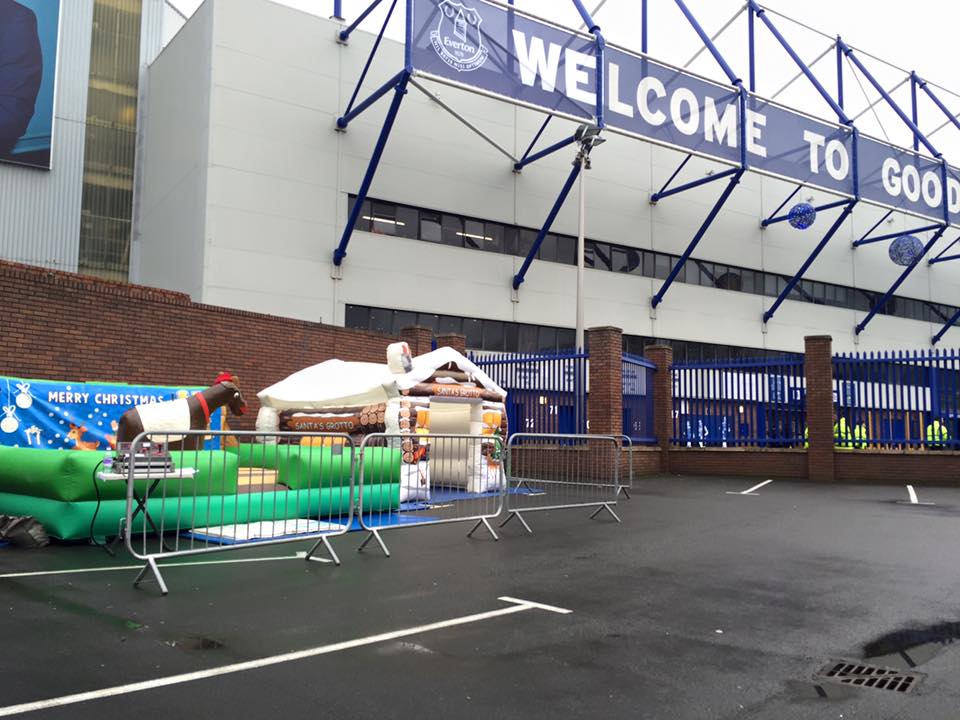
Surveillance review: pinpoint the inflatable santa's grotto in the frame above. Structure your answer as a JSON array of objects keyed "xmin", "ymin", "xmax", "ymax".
[{"xmin": 255, "ymin": 343, "xmax": 508, "ymax": 502}]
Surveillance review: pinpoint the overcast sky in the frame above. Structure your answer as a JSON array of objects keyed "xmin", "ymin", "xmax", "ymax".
[{"xmin": 163, "ymin": 0, "xmax": 960, "ymax": 158}]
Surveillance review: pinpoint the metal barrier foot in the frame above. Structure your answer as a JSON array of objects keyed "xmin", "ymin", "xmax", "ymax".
[
  {"xmin": 617, "ymin": 486, "xmax": 632, "ymax": 500},
  {"xmin": 500, "ymin": 511, "xmax": 533, "ymax": 534},
  {"xmin": 305, "ymin": 535, "xmax": 341, "ymax": 566},
  {"xmin": 322, "ymin": 536, "xmax": 342, "ymax": 566},
  {"xmin": 357, "ymin": 529, "xmax": 390, "ymax": 558},
  {"xmin": 133, "ymin": 557, "xmax": 168, "ymax": 596},
  {"xmin": 589, "ymin": 503, "xmax": 622, "ymax": 524},
  {"xmin": 467, "ymin": 517, "xmax": 499, "ymax": 541}
]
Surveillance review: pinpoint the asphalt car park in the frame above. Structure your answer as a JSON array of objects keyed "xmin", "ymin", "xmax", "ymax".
[{"xmin": 2, "ymin": 475, "xmax": 960, "ymax": 719}]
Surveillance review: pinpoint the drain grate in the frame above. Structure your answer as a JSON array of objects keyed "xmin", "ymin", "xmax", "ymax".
[{"xmin": 815, "ymin": 660, "xmax": 924, "ymax": 694}]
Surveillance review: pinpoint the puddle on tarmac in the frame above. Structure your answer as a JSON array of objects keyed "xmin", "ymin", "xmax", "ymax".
[
  {"xmin": 166, "ymin": 636, "xmax": 225, "ymax": 651},
  {"xmin": 862, "ymin": 621, "xmax": 960, "ymax": 669}
]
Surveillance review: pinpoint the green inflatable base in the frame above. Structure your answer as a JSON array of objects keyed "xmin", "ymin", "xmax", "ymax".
[
  {"xmin": 0, "ymin": 446, "xmax": 239, "ymax": 502},
  {"xmin": 0, "ymin": 484, "xmax": 399, "ymax": 541},
  {"xmin": 228, "ymin": 444, "xmax": 400, "ymax": 490}
]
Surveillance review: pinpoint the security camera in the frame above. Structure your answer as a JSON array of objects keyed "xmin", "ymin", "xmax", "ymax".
[{"xmin": 575, "ymin": 123, "xmax": 602, "ymax": 142}]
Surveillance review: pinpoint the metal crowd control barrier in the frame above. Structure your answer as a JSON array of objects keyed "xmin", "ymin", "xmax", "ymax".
[
  {"xmin": 619, "ymin": 435, "xmax": 633, "ymax": 499},
  {"xmin": 121, "ymin": 430, "xmax": 355, "ymax": 595},
  {"xmin": 503, "ymin": 434, "xmax": 621, "ymax": 533},
  {"xmin": 356, "ymin": 433, "xmax": 505, "ymax": 558}
]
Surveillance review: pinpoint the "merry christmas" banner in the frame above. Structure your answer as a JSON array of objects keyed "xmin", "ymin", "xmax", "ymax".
[{"xmin": 0, "ymin": 376, "xmax": 222, "ymax": 452}]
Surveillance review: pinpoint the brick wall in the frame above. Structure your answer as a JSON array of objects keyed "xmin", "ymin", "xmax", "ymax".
[
  {"xmin": 624, "ymin": 447, "xmax": 663, "ymax": 478},
  {"xmin": 587, "ymin": 326, "xmax": 622, "ymax": 437},
  {"xmin": 435, "ymin": 333, "xmax": 466, "ymax": 355},
  {"xmin": 0, "ymin": 260, "xmax": 399, "ymax": 428},
  {"xmin": 835, "ymin": 450, "xmax": 960, "ymax": 486},
  {"xmin": 644, "ymin": 344, "xmax": 673, "ymax": 473},
  {"xmin": 668, "ymin": 448, "xmax": 807, "ymax": 479},
  {"xmin": 804, "ymin": 335, "xmax": 835, "ymax": 482},
  {"xmin": 401, "ymin": 326, "xmax": 433, "ymax": 357}
]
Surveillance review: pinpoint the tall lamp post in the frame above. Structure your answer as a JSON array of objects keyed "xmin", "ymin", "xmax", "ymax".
[
  {"xmin": 573, "ymin": 124, "xmax": 605, "ymax": 351},
  {"xmin": 572, "ymin": 125, "xmax": 604, "ymax": 435}
]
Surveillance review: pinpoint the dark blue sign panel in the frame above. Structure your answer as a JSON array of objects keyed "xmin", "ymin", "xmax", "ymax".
[
  {"xmin": 0, "ymin": 377, "xmax": 222, "ymax": 451},
  {"xmin": 412, "ymin": 0, "xmax": 596, "ymax": 121},
  {"xmin": 410, "ymin": 0, "xmax": 960, "ymax": 225},
  {"xmin": 858, "ymin": 136, "xmax": 959, "ymax": 225},
  {"xmin": 833, "ymin": 381, "xmax": 858, "ymax": 407},
  {"xmin": 749, "ymin": 97, "xmax": 853, "ymax": 196},
  {"xmin": 0, "ymin": 0, "xmax": 61, "ymax": 170}
]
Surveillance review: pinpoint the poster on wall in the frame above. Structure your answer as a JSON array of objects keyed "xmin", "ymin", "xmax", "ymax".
[
  {"xmin": 0, "ymin": 377, "xmax": 223, "ymax": 451},
  {"xmin": 0, "ymin": 0, "xmax": 61, "ymax": 169}
]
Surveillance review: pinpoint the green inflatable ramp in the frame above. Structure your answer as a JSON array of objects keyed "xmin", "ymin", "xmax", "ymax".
[{"xmin": 228, "ymin": 443, "xmax": 400, "ymax": 490}]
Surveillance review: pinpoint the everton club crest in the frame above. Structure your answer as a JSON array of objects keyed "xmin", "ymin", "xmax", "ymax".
[{"xmin": 431, "ymin": 0, "xmax": 488, "ymax": 72}]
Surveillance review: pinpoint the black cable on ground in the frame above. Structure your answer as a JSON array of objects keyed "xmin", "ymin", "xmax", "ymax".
[{"xmin": 89, "ymin": 458, "xmax": 107, "ymax": 551}]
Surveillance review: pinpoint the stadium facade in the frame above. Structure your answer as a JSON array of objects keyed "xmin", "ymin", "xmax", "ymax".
[{"xmin": 9, "ymin": 0, "xmax": 960, "ymax": 359}]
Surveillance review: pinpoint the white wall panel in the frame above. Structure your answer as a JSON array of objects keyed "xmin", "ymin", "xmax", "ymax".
[{"xmin": 136, "ymin": 0, "xmax": 214, "ymax": 295}]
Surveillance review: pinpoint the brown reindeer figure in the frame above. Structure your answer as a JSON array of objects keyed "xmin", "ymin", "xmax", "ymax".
[
  {"xmin": 67, "ymin": 424, "xmax": 101, "ymax": 451},
  {"xmin": 116, "ymin": 373, "xmax": 248, "ymax": 451}
]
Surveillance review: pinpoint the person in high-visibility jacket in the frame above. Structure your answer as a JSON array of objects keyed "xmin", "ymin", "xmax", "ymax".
[
  {"xmin": 852, "ymin": 423, "xmax": 868, "ymax": 449},
  {"xmin": 833, "ymin": 417, "xmax": 854, "ymax": 450},
  {"xmin": 926, "ymin": 419, "xmax": 950, "ymax": 450}
]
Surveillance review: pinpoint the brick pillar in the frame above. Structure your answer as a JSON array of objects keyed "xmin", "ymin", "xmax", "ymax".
[
  {"xmin": 400, "ymin": 326, "xmax": 433, "ymax": 357},
  {"xmin": 804, "ymin": 335, "xmax": 835, "ymax": 482},
  {"xmin": 587, "ymin": 326, "xmax": 622, "ymax": 437},
  {"xmin": 644, "ymin": 344, "xmax": 673, "ymax": 473},
  {"xmin": 435, "ymin": 333, "xmax": 466, "ymax": 355}
]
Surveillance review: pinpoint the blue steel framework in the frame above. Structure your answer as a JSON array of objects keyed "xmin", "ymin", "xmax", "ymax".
[
  {"xmin": 332, "ymin": 0, "xmax": 606, "ymax": 275},
  {"xmin": 329, "ymin": 0, "xmax": 960, "ymax": 344}
]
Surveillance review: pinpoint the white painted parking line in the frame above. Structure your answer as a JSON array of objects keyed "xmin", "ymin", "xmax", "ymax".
[
  {"xmin": 896, "ymin": 485, "xmax": 936, "ymax": 506},
  {"xmin": 0, "ymin": 552, "xmax": 324, "ymax": 580},
  {"xmin": 0, "ymin": 596, "xmax": 571, "ymax": 717},
  {"xmin": 726, "ymin": 479, "xmax": 773, "ymax": 496},
  {"xmin": 497, "ymin": 596, "xmax": 573, "ymax": 614}
]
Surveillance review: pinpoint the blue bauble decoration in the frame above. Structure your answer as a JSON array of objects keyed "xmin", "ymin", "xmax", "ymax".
[
  {"xmin": 889, "ymin": 234, "xmax": 924, "ymax": 266},
  {"xmin": 787, "ymin": 202, "xmax": 817, "ymax": 230}
]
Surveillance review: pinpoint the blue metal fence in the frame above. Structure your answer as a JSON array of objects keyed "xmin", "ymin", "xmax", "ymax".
[
  {"xmin": 622, "ymin": 353, "xmax": 656, "ymax": 444},
  {"xmin": 470, "ymin": 350, "xmax": 588, "ymax": 436},
  {"xmin": 833, "ymin": 350, "xmax": 960, "ymax": 450},
  {"xmin": 671, "ymin": 355, "xmax": 806, "ymax": 447}
]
